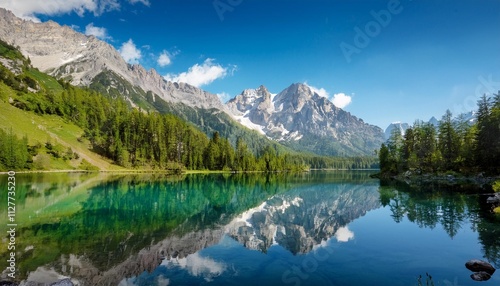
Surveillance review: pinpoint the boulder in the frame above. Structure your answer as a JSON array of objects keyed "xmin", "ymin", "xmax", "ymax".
[
  {"xmin": 465, "ymin": 259, "xmax": 496, "ymax": 274},
  {"xmin": 470, "ymin": 271, "xmax": 492, "ymax": 281},
  {"xmin": 486, "ymin": 195, "xmax": 500, "ymax": 204}
]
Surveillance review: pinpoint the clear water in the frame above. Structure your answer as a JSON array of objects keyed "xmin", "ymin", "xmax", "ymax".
[{"xmin": 1, "ymin": 171, "xmax": 499, "ymax": 285}]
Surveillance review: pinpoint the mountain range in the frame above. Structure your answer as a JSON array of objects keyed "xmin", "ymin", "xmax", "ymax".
[
  {"xmin": 384, "ymin": 112, "xmax": 477, "ymax": 140},
  {"xmin": 0, "ymin": 8, "xmax": 384, "ymax": 156}
]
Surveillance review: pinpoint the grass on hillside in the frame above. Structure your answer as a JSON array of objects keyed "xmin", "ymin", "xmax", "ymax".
[
  {"xmin": 25, "ymin": 68, "xmax": 64, "ymax": 94},
  {"xmin": 0, "ymin": 86, "xmax": 122, "ymax": 171}
]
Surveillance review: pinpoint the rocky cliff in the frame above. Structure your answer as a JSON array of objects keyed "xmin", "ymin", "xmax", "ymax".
[
  {"xmin": 0, "ymin": 8, "xmax": 225, "ymax": 111},
  {"xmin": 227, "ymin": 83, "xmax": 385, "ymax": 156}
]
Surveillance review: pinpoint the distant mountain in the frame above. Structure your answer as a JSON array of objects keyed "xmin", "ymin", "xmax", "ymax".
[
  {"xmin": 0, "ymin": 7, "xmax": 383, "ymax": 156},
  {"xmin": 385, "ymin": 112, "xmax": 478, "ymax": 140},
  {"xmin": 428, "ymin": 116, "xmax": 439, "ymax": 128},
  {"xmin": 227, "ymin": 83, "xmax": 384, "ymax": 156},
  {"xmin": 384, "ymin": 122, "xmax": 410, "ymax": 140},
  {"xmin": 455, "ymin": 111, "xmax": 477, "ymax": 125}
]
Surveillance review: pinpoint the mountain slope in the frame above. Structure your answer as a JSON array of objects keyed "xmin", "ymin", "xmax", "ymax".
[
  {"xmin": 0, "ymin": 7, "xmax": 383, "ymax": 157},
  {"xmin": 0, "ymin": 8, "xmax": 225, "ymax": 111},
  {"xmin": 227, "ymin": 83, "xmax": 385, "ymax": 156}
]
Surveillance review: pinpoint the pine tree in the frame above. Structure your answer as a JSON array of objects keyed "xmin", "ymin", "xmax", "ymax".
[
  {"xmin": 438, "ymin": 110, "xmax": 460, "ymax": 171},
  {"xmin": 475, "ymin": 94, "xmax": 494, "ymax": 171}
]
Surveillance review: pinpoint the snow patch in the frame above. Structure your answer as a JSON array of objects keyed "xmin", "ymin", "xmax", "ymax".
[
  {"xmin": 61, "ymin": 53, "xmax": 83, "ymax": 65},
  {"xmin": 227, "ymin": 201, "xmax": 268, "ymax": 228},
  {"xmin": 231, "ymin": 111, "xmax": 266, "ymax": 135}
]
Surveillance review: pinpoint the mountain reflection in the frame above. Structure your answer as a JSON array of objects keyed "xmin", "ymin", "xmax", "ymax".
[
  {"xmin": 225, "ymin": 182, "xmax": 380, "ymax": 254},
  {"xmin": 1, "ymin": 171, "xmax": 381, "ymax": 285}
]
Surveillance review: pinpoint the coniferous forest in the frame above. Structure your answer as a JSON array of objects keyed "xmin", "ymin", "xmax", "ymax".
[
  {"xmin": 379, "ymin": 93, "xmax": 500, "ymax": 176},
  {"xmin": 0, "ymin": 39, "xmax": 377, "ymax": 172}
]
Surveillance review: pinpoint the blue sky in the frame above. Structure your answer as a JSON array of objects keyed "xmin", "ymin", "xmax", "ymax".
[{"xmin": 1, "ymin": 0, "xmax": 499, "ymax": 129}]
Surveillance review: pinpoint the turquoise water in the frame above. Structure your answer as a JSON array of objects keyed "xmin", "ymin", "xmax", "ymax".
[{"xmin": 1, "ymin": 171, "xmax": 499, "ymax": 285}]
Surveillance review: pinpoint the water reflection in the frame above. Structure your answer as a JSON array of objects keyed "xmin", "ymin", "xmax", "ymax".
[
  {"xmin": 2, "ymin": 172, "xmax": 499, "ymax": 285},
  {"xmin": 0, "ymin": 171, "xmax": 379, "ymax": 285},
  {"xmin": 225, "ymin": 181, "xmax": 380, "ymax": 254},
  {"xmin": 379, "ymin": 180, "xmax": 500, "ymax": 268}
]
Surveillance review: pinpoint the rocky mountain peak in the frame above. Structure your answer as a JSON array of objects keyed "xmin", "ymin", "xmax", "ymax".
[
  {"xmin": 384, "ymin": 122, "xmax": 410, "ymax": 140},
  {"xmin": 227, "ymin": 82, "xmax": 384, "ymax": 155},
  {"xmin": 0, "ymin": 7, "xmax": 225, "ymax": 110},
  {"xmin": 0, "ymin": 7, "xmax": 384, "ymax": 156},
  {"xmin": 273, "ymin": 83, "xmax": 326, "ymax": 114}
]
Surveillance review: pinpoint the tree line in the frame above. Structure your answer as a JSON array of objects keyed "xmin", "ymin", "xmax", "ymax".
[
  {"xmin": 0, "ymin": 128, "xmax": 29, "ymax": 170},
  {"xmin": 379, "ymin": 93, "xmax": 500, "ymax": 175},
  {"xmin": 6, "ymin": 81, "xmax": 310, "ymax": 171},
  {"xmin": 1, "ymin": 39, "xmax": 378, "ymax": 172}
]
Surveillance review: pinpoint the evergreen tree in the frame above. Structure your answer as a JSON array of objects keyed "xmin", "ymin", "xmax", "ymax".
[
  {"xmin": 379, "ymin": 143, "xmax": 390, "ymax": 174},
  {"xmin": 438, "ymin": 110, "xmax": 460, "ymax": 171}
]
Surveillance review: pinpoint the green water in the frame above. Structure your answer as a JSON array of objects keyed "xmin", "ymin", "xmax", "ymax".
[{"xmin": 0, "ymin": 171, "xmax": 499, "ymax": 285}]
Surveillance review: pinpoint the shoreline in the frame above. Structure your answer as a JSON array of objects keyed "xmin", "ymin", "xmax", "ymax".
[
  {"xmin": 0, "ymin": 168, "xmax": 374, "ymax": 175},
  {"xmin": 372, "ymin": 171, "xmax": 499, "ymax": 190}
]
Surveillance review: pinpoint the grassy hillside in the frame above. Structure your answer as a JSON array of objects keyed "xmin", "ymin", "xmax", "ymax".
[
  {"xmin": 0, "ymin": 39, "xmax": 122, "ymax": 171},
  {"xmin": 0, "ymin": 39, "xmax": 377, "ymax": 172},
  {"xmin": 0, "ymin": 84, "xmax": 121, "ymax": 171}
]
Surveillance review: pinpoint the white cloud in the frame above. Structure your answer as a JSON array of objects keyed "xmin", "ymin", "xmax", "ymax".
[
  {"xmin": 305, "ymin": 82, "xmax": 353, "ymax": 108},
  {"xmin": 84, "ymin": 23, "xmax": 109, "ymax": 40},
  {"xmin": 157, "ymin": 51, "xmax": 172, "ymax": 67},
  {"xmin": 119, "ymin": 39, "xmax": 142, "ymax": 64},
  {"xmin": 0, "ymin": 0, "xmax": 121, "ymax": 22},
  {"xmin": 216, "ymin": 92, "xmax": 232, "ymax": 103},
  {"xmin": 128, "ymin": 0, "xmax": 150, "ymax": 6},
  {"xmin": 306, "ymin": 83, "xmax": 330, "ymax": 98},
  {"xmin": 164, "ymin": 58, "xmax": 234, "ymax": 87},
  {"xmin": 332, "ymin": 92, "xmax": 352, "ymax": 108}
]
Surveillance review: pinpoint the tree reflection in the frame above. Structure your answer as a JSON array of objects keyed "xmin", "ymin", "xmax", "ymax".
[{"xmin": 379, "ymin": 180, "xmax": 500, "ymax": 267}]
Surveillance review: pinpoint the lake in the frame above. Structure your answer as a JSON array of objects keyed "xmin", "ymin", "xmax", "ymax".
[{"xmin": 1, "ymin": 171, "xmax": 499, "ymax": 285}]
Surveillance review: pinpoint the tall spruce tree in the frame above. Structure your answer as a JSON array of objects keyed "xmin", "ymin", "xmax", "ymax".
[{"xmin": 438, "ymin": 110, "xmax": 460, "ymax": 170}]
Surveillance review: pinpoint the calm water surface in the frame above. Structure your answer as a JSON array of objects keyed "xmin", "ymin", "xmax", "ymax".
[{"xmin": 1, "ymin": 171, "xmax": 499, "ymax": 285}]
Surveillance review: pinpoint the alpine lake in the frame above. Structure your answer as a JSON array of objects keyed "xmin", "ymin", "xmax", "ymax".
[{"xmin": 1, "ymin": 171, "xmax": 499, "ymax": 286}]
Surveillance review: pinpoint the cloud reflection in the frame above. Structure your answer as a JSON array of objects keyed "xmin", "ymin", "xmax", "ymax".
[
  {"xmin": 334, "ymin": 226, "xmax": 354, "ymax": 242},
  {"xmin": 163, "ymin": 253, "xmax": 226, "ymax": 281}
]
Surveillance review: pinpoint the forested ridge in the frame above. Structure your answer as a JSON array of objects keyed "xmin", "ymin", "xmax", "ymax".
[
  {"xmin": 379, "ymin": 93, "xmax": 500, "ymax": 176},
  {"xmin": 0, "ymin": 39, "xmax": 377, "ymax": 172}
]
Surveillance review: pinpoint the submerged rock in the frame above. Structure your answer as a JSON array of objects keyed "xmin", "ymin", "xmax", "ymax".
[
  {"xmin": 465, "ymin": 259, "xmax": 496, "ymax": 274},
  {"xmin": 0, "ymin": 281, "xmax": 18, "ymax": 286},
  {"xmin": 470, "ymin": 271, "xmax": 492, "ymax": 281}
]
